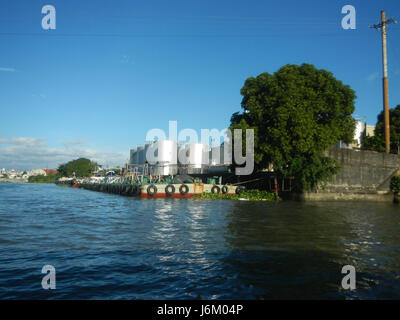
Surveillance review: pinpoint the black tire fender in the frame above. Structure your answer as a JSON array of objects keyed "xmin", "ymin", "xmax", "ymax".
[
  {"xmin": 165, "ymin": 184, "xmax": 175, "ymax": 196},
  {"xmin": 211, "ymin": 185, "xmax": 220, "ymax": 194},
  {"xmin": 147, "ymin": 184, "xmax": 157, "ymax": 196},
  {"xmin": 179, "ymin": 184, "xmax": 189, "ymax": 195}
]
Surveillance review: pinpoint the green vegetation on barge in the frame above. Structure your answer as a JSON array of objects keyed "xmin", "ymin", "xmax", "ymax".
[{"xmin": 193, "ymin": 190, "xmax": 279, "ymax": 202}]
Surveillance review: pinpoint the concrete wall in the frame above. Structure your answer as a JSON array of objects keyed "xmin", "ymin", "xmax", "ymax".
[
  {"xmin": 322, "ymin": 148, "xmax": 400, "ymax": 193},
  {"xmin": 300, "ymin": 148, "xmax": 400, "ymax": 201}
]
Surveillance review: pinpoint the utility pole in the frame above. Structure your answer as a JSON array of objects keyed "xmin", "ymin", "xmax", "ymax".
[{"xmin": 370, "ymin": 11, "xmax": 398, "ymax": 153}]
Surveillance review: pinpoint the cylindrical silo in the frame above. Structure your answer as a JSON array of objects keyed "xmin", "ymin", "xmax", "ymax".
[
  {"xmin": 189, "ymin": 143, "xmax": 209, "ymax": 168},
  {"xmin": 158, "ymin": 140, "xmax": 178, "ymax": 165},
  {"xmin": 136, "ymin": 146, "xmax": 144, "ymax": 165},
  {"xmin": 132, "ymin": 148, "xmax": 139, "ymax": 165},
  {"xmin": 129, "ymin": 148, "xmax": 136, "ymax": 165}
]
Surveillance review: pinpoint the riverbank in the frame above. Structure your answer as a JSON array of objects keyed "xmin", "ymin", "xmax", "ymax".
[
  {"xmin": 288, "ymin": 191, "xmax": 396, "ymax": 202},
  {"xmin": 0, "ymin": 178, "xmax": 27, "ymax": 183}
]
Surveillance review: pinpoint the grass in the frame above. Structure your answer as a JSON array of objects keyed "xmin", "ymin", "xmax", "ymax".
[{"xmin": 192, "ymin": 189, "xmax": 279, "ymax": 201}]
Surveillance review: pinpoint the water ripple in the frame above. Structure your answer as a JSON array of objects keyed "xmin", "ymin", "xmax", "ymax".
[{"xmin": 0, "ymin": 183, "xmax": 399, "ymax": 299}]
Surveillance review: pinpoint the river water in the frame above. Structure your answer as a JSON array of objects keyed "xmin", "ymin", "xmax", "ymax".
[{"xmin": 0, "ymin": 183, "xmax": 399, "ymax": 299}]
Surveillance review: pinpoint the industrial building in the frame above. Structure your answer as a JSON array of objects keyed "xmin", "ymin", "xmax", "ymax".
[
  {"xmin": 128, "ymin": 140, "xmax": 231, "ymax": 176},
  {"xmin": 335, "ymin": 116, "xmax": 376, "ymax": 149}
]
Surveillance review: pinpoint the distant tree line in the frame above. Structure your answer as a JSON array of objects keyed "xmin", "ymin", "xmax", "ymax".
[
  {"xmin": 27, "ymin": 158, "xmax": 98, "ymax": 183},
  {"xmin": 57, "ymin": 158, "xmax": 98, "ymax": 177}
]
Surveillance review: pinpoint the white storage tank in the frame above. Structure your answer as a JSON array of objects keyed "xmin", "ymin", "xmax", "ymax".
[
  {"xmin": 155, "ymin": 140, "xmax": 178, "ymax": 165},
  {"xmin": 143, "ymin": 143, "xmax": 151, "ymax": 164},
  {"xmin": 179, "ymin": 143, "xmax": 209, "ymax": 168},
  {"xmin": 145, "ymin": 140, "xmax": 178, "ymax": 176},
  {"xmin": 210, "ymin": 142, "xmax": 232, "ymax": 165}
]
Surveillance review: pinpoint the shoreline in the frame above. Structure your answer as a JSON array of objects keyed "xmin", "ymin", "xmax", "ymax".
[
  {"xmin": 0, "ymin": 179, "xmax": 28, "ymax": 184},
  {"xmin": 0, "ymin": 179, "xmax": 54, "ymax": 184},
  {"xmin": 285, "ymin": 191, "xmax": 398, "ymax": 203},
  {"xmin": 2, "ymin": 180, "xmax": 398, "ymax": 203}
]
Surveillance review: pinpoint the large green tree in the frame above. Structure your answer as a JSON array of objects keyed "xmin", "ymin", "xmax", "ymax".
[
  {"xmin": 57, "ymin": 158, "xmax": 97, "ymax": 177},
  {"xmin": 362, "ymin": 105, "xmax": 400, "ymax": 154},
  {"xmin": 230, "ymin": 64, "xmax": 356, "ymax": 190}
]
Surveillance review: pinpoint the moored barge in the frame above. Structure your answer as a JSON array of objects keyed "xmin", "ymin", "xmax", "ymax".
[{"xmin": 56, "ymin": 175, "xmax": 244, "ymax": 198}]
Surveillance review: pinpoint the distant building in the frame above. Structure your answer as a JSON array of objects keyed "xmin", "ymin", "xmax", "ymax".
[
  {"xmin": 335, "ymin": 116, "xmax": 374, "ymax": 149},
  {"xmin": 44, "ymin": 169, "xmax": 58, "ymax": 176},
  {"xmin": 353, "ymin": 120, "xmax": 367, "ymax": 148},
  {"xmin": 29, "ymin": 169, "xmax": 46, "ymax": 176},
  {"xmin": 7, "ymin": 169, "xmax": 18, "ymax": 179},
  {"xmin": 366, "ymin": 125, "xmax": 376, "ymax": 137}
]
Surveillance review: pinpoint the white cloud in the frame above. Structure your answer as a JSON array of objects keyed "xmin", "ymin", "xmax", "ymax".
[
  {"xmin": 367, "ymin": 72, "xmax": 379, "ymax": 82},
  {"xmin": 0, "ymin": 137, "xmax": 45, "ymax": 147},
  {"xmin": 61, "ymin": 138, "xmax": 87, "ymax": 148},
  {"xmin": 0, "ymin": 137, "xmax": 127, "ymax": 170},
  {"xmin": 0, "ymin": 67, "xmax": 16, "ymax": 72},
  {"xmin": 120, "ymin": 54, "xmax": 134, "ymax": 65},
  {"xmin": 12, "ymin": 137, "xmax": 46, "ymax": 147},
  {"xmin": 31, "ymin": 93, "xmax": 47, "ymax": 99}
]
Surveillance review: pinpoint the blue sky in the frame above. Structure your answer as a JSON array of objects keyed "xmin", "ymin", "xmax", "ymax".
[{"xmin": 1, "ymin": 0, "xmax": 400, "ymax": 170}]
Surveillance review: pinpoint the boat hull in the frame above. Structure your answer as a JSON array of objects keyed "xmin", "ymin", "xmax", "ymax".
[{"xmin": 57, "ymin": 181, "xmax": 238, "ymax": 198}]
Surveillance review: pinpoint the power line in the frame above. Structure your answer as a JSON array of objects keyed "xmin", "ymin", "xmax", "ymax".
[{"xmin": 0, "ymin": 30, "xmax": 376, "ymax": 38}]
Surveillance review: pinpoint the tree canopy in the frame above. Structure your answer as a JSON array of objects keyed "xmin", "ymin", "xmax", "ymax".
[
  {"xmin": 362, "ymin": 105, "xmax": 400, "ymax": 154},
  {"xmin": 57, "ymin": 158, "xmax": 97, "ymax": 177},
  {"xmin": 230, "ymin": 63, "xmax": 356, "ymax": 190}
]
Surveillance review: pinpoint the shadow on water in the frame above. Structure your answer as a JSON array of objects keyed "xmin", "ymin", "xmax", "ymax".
[{"xmin": 222, "ymin": 200, "xmax": 400, "ymax": 299}]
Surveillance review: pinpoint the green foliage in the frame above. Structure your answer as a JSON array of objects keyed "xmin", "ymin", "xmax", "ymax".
[
  {"xmin": 230, "ymin": 64, "xmax": 356, "ymax": 190},
  {"xmin": 391, "ymin": 176, "xmax": 400, "ymax": 193},
  {"xmin": 193, "ymin": 190, "xmax": 278, "ymax": 201},
  {"xmin": 28, "ymin": 173, "xmax": 59, "ymax": 184},
  {"xmin": 363, "ymin": 105, "xmax": 400, "ymax": 153},
  {"xmin": 57, "ymin": 158, "xmax": 97, "ymax": 177},
  {"xmin": 362, "ymin": 135, "xmax": 386, "ymax": 152}
]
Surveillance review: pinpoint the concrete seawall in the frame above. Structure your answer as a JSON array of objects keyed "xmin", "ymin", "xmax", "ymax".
[{"xmin": 301, "ymin": 148, "xmax": 400, "ymax": 202}]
